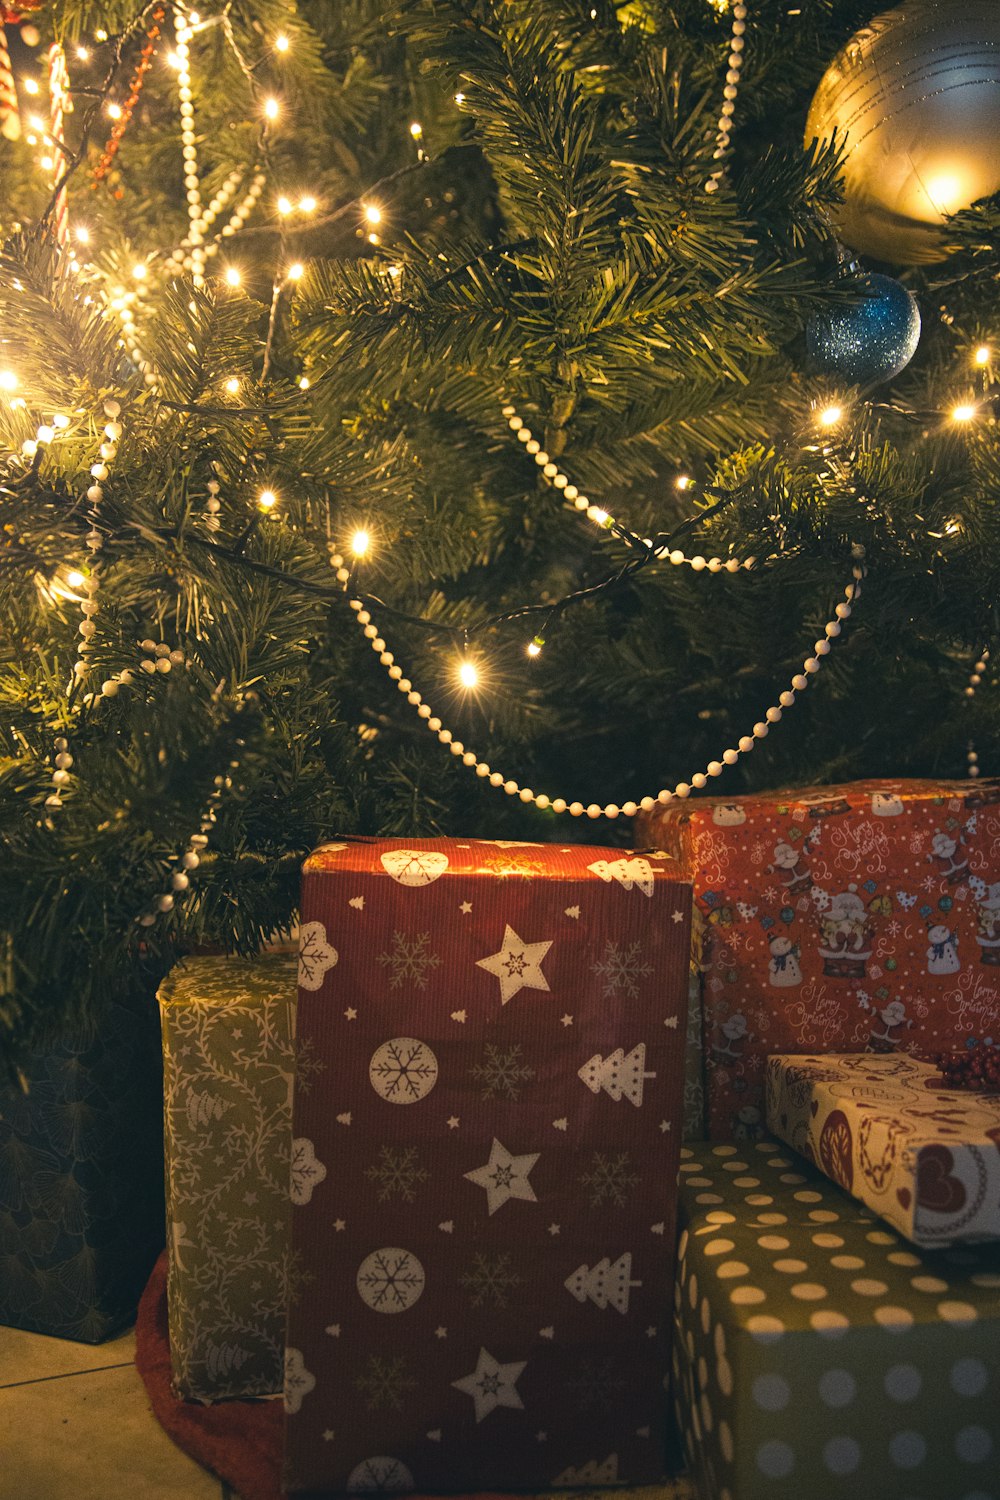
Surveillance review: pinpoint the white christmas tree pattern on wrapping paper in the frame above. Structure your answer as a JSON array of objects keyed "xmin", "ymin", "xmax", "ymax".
[
  {"xmin": 578, "ymin": 1045, "xmax": 655, "ymax": 1106},
  {"xmin": 587, "ymin": 858, "xmax": 655, "ymax": 897},
  {"xmin": 476, "ymin": 925, "xmax": 553, "ymax": 1004},
  {"xmin": 452, "ymin": 1347, "xmax": 528, "ymax": 1423},
  {"xmin": 356, "ymin": 1248, "xmax": 425, "ymax": 1313},
  {"xmin": 379, "ymin": 849, "xmax": 450, "ymax": 886},
  {"xmin": 369, "ymin": 1038, "xmax": 439, "ymax": 1103},
  {"xmin": 283, "ymin": 1348, "xmax": 316, "ymax": 1413},
  {"xmin": 289, "ymin": 1138, "xmax": 327, "ymax": 1205},
  {"xmin": 554, "ymin": 1456, "xmax": 620, "ymax": 1486},
  {"xmin": 376, "ymin": 931, "xmax": 442, "ymax": 989},
  {"xmin": 565, "ymin": 1254, "xmax": 641, "ymax": 1313},
  {"xmin": 298, "ymin": 921, "xmax": 338, "ymax": 991},
  {"xmin": 346, "ymin": 1457, "xmax": 414, "ymax": 1493},
  {"xmin": 464, "ymin": 1138, "xmax": 540, "ymax": 1215},
  {"xmin": 590, "ymin": 941, "xmax": 652, "ymax": 998}
]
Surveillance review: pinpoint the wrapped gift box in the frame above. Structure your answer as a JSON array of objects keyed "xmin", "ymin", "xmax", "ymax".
[
  {"xmin": 159, "ymin": 954, "xmax": 299, "ymax": 1400},
  {"xmin": 284, "ymin": 838, "xmax": 691, "ymax": 1494},
  {"xmin": 0, "ymin": 998, "xmax": 164, "ymax": 1342},
  {"xmin": 766, "ymin": 1052, "xmax": 1000, "ymax": 1247},
  {"xmin": 674, "ymin": 1137, "xmax": 1000, "ymax": 1500},
  {"xmin": 636, "ymin": 779, "xmax": 1000, "ymax": 1138}
]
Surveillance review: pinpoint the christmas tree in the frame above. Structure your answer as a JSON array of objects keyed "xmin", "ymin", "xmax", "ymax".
[{"xmin": 1, "ymin": 0, "xmax": 997, "ymax": 1058}]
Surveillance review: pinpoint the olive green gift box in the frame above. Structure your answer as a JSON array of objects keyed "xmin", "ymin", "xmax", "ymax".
[
  {"xmin": 158, "ymin": 954, "xmax": 309, "ymax": 1402},
  {"xmin": 672, "ymin": 1137, "xmax": 1000, "ymax": 1500}
]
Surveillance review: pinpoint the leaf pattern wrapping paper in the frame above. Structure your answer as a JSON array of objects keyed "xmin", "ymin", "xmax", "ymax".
[{"xmin": 159, "ymin": 954, "xmax": 303, "ymax": 1400}]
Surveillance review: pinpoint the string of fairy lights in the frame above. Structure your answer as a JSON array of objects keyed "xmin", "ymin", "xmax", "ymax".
[{"xmin": 0, "ymin": 0, "xmax": 993, "ymax": 891}]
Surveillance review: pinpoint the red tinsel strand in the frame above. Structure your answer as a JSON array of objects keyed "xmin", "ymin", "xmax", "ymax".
[{"xmin": 91, "ymin": 5, "xmax": 164, "ymax": 189}]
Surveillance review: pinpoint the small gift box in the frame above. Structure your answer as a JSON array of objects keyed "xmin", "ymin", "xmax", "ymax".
[{"xmin": 765, "ymin": 1052, "xmax": 1000, "ymax": 1247}]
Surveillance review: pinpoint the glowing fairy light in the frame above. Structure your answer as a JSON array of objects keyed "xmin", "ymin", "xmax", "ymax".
[
  {"xmin": 350, "ymin": 529, "xmax": 371, "ymax": 557},
  {"xmin": 458, "ymin": 660, "xmax": 479, "ymax": 689}
]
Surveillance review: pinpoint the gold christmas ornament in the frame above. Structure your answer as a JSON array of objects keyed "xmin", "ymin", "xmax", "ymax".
[{"xmin": 805, "ymin": 0, "xmax": 1000, "ymax": 265}]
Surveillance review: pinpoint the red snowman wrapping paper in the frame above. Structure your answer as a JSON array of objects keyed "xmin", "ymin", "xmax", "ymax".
[
  {"xmin": 766, "ymin": 1052, "xmax": 1000, "ymax": 1246},
  {"xmin": 284, "ymin": 838, "xmax": 692, "ymax": 1496},
  {"xmin": 636, "ymin": 780, "xmax": 1000, "ymax": 1140}
]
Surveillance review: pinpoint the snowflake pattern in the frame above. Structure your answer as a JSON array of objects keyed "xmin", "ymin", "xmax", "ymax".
[
  {"xmin": 289, "ymin": 1137, "xmax": 326, "ymax": 1205},
  {"xmin": 566, "ymin": 1355, "xmax": 627, "ymax": 1412},
  {"xmin": 459, "ymin": 1251, "xmax": 522, "ymax": 1308},
  {"xmin": 365, "ymin": 1146, "xmax": 430, "ymax": 1203},
  {"xmin": 590, "ymin": 940, "xmax": 653, "ymax": 999},
  {"xmin": 356, "ymin": 1248, "xmax": 425, "ymax": 1313},
  {"xmin": 346, "ymin": 1457, "xmax": 414, "ymax": 1493},
  {"xmin": 295, "ymin": 1036, "xmax": 326, "ymax": 1096},
  {"xmin": 354, "ymin": 1354, "xmax": 417, "ymax": 1412},
  {"xmin": 369, "ymin": 1038, "xmax": 439, "ymax": 1104},
  {"xmin": 376, "ymin": 931, "xmax": 442, "ymax": 990},
  {"xmin": 580, "ymin": 1151, "xmax": 640, "ymax": 1209},
  {"xmin": 297, "ymin": 921, "xmax": 338, "ymax": 992},
  {"xmin": 469, "ymin": 1043, "xmax": 535, "ymax": 1101}
]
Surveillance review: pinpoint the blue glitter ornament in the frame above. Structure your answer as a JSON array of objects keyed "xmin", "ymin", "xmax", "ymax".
[{"xmin": 807, "ymin": 273, "xmax": 920, "ymax": 386}]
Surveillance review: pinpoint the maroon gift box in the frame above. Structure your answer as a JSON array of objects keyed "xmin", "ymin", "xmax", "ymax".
[
  {"xmin": 636, "ymin": 779, "xmax": 1000, "ymax": 1140},
  {"xmin": 284, "ymin": 839, "xmax": 692, "ymax": 1495}
]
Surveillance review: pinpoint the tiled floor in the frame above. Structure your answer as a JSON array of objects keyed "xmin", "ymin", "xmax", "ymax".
[{"xmin": 0, "ymin": 1323, "xmax": 229, "ymax": 1500}]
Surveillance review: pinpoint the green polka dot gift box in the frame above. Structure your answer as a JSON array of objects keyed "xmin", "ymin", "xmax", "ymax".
[
  {"xmin": 673, "ymin": 1137, "xmax": 1000, "ymax": 1500},
  {"xmin": 766, "ymin": 1053, "xmax": 1000, "ymax": 1247},
  {"xmin": 158, "ymin": 954, "xmax": 298, "ymax": 1401}
]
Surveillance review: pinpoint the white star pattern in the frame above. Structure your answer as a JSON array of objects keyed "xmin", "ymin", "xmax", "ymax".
[
  {"xmin": 561, "ymin": 1014, "xmax": 573, "ymax": 1027},
  {"xmin": 671, "ymin": 910, "xmax": 685, "ymax": 923},
  {"xmin": 464, "ymin": 1138, "xmax": 539, "ymax": 1215},
  {"xmin": 452, "ymin": 1347, "xmax": 527, "ymax": 1424},
  {"xmin": 476, "ymin": 925, "xmax": 552, "ymax": 1004}
]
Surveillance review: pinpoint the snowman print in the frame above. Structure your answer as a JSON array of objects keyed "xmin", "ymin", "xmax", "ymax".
[
  {"xmin": 926, "ymin": 923, "xmax": 960, "ymax": 976},
  {"xmin": 767, "ymin": 934, "xmax": 802, "ymax": 987}
]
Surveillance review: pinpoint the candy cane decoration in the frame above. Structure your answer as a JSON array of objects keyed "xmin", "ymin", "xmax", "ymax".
[
  {"xmin": 48, "ymin": 41, "xmax": 70, "ymax": 249},
  {"xmin": 0, "ymin": 18, "xmax": 20, "ymax": 141}
]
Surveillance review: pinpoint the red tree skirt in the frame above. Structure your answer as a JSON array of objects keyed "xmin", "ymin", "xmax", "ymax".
[{"xmin": 134, "ymin": 1252, "xmax": 693, "ymax": 1500}]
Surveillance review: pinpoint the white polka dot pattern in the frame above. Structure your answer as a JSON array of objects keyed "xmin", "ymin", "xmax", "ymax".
[{"xmin": 674, "ymin": 1138, "xmax": 1000, "ymax": 1500}]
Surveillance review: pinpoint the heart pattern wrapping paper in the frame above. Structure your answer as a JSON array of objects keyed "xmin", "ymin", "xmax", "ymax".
[
  {"xmin": 283, "ymin": 838, "xmax": 692, "ymax": 1495},
  {"xmin": 766, "ymin": 1052, "xmax": 1000, "ymax": 1246},
  {"xmin": 635, "ymin": 780, "xmax": 1000, "ymax": 1139}
]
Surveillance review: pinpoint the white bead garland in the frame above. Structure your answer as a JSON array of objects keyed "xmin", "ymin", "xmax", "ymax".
[
  {"xmin": 500, "ymin": 404, "xmax": 754, "ymax": 573},
  {"xmin": 339, "ymin": 557, "xmax": 864, "ymax": 819},
  {"xmin": 964, "ymin": 647, "xmax": 990, "ymax": 778},
  {"xmin": 46, "ymin": 401, "xmax": 127, "ymax": 808},
  {"xmin": 137, "ymin": 636, "xmax": 186, "ymax": 677},
  {"xmin": 135, "ymin": 758, "xmax": 240, "ymax": 927},
  {"xmin": 705, "ymin": 3, "xmax": 746, "ymax": 194},
  {"xmin": 174, "ymin": 21, "xmax": 206, "ymax": 288}
]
